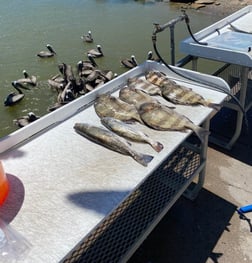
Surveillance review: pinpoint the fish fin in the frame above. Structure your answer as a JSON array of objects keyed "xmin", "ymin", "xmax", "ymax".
[
  {"xmin": 207, "ymin": 103, "xmax": 222, "ymax": 112},
  {"xmin": 151, "ymin": 141, "xmax": 164, "ymax": 152},
  {"xmin": 192, "ymin": 126, "xmax": 210, "ymax": 143},
  {"xmin": 134, "ymin": 153, "xmax": 154, "ymax": 167}
]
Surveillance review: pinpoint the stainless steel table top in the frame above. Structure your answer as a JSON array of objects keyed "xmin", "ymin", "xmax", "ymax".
[
  {"xmin": 0, "ymin": 61, "xmax": 228, "ymax": 262},
  {"xmin": 180, "ymin": 6, "xmax": 252, "ymax": 66}
]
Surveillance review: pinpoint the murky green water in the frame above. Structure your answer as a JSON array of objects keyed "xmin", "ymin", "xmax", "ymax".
[{"xmin": 0, "ymin": 0, "xmax": 221, "ymax": 138}]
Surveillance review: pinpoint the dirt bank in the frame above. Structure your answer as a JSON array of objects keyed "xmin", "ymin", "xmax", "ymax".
[{"xmin": 171, "ymin": 0, "xmax": 252, "ymax": 17}]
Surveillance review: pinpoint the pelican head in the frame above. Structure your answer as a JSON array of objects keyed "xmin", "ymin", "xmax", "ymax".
[{"xmin": 46, "ymin": 44, "xmax": 56, "ymax": 54}]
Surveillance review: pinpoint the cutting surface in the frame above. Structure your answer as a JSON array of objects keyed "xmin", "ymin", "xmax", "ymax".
[
  {"xmin": 180, "ymin": 5, "xmax": 252, "ymax": 66},
  {"xmin": 0, "ymin": 62, "xmax": 227, "ymax": 262}
]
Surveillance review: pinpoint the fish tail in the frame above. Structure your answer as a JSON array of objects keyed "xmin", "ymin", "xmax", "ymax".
[
  {"xmin": 207, "ymin": 102, "xmax": 222, "ymax": 112},
  {"xmin": 133, "ymin": 153, "xmax": 154, "ymax": 167},
  {"xmin": 192, "ymin": 125, "xmax": 210, "ymax": 143},
  {"xmin": 150, "ymin": 141, "xmax": 164, "ymax": 152}
]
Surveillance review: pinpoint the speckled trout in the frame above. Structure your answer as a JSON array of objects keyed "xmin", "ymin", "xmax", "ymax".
[
  {"xmin": 74, "ymin": 123, "xmax": 153, "ymax": 166},
  {"xmin": 145, "ymin": 70, "xmax": 221, "ymax": 111},
  {"xmin": 138, "ymin": 102, "xmax": 210, "ymax": 143},
  {"xmin": 101, "ymin": 117, "xmax": 164, "ymax": 152},
  {"xmin": 94, "ymin": 94, "xmax": 143, "ymax": 124}
]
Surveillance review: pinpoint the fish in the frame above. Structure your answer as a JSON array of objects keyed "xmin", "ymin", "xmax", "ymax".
[
  {"xmin": 74, "ymin": 122, "xmax": 153, "ymax": 167},
  {"xmin": 94, "ymin": 94, "xmax": 143, "ymax": 124},
  {"xmin": 145, "ymin": 70, "xmax": 221, "ymax": 111},
  {"xmin": 127, "ymin": 76, "xmax": 162, "ymax": 96},
  {"xmin": 138, "ymin": 102, "xmax": 210, "ymax": 143},
  {"xmin": 101, "ymin": 117, "xmax": 164, "ymax": 152},
  {"xmin": 119, "ymin": 85, "xmax": 160, "ymax": 109}
]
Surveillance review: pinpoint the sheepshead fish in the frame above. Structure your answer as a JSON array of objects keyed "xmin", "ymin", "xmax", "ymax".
[
  {"xmin": 101, "ymin": 117, "xmax": 164, "ymax": 152},
  {"xmin": 138, "ymin": 102, "xmax": 210, "ymax": 143},
  {"xmin": 127, "ymin": 76, "xmax": 162, "ymax": 96},
  {"xmin": 94, "ymin": 94, "xmax": 143, "ymax": 123},
  {"xmin": 119, "ymin": 86, "xmax": 160, "ymax": 109},
  {"xmin": 145, "ymin": 70, "xmax": 221, "ymax": 111},
  {"xmin": 74, "ymin": 122, "xmax": 153, "ymax": 167}
]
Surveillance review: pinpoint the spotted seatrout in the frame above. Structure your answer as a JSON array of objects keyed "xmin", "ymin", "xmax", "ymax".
[
  {"xmin": 145, "ymin": 70, "xmax": 221, "ymax": 111},
  {"xmin": 101, "ymin": 117, "xmax": 164, "ymax": 152},
  {"xmin": 94, "ymin": 94, "xmax": 143, "ymax": 123},
  {"xmin": 74, "ymin": 122, "xmax": 153, "ymax": 166},
  {"xmin": 138, "ymin": 102, "xmax": 210, "ymax": 143},
  {"xmin": 119, "ymin": 86, "xmax": 160, "ymax": 109}
]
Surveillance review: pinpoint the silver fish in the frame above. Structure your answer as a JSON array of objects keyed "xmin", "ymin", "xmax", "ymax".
[
  {"xmin": 138, "ymin": 102, "xmax": 210, "ymax": 143},
  {"xmin": 101, "ymin": 117, "xmax": 164, "ymax": 152},
  {"xmin": 146, "ymin": 70, "xmax": 221, "ymax": 111},
  {"xmin": 119, "ymin": 86, "xmax": 160, "ymax": 109},
  {"xmin": 127, "ymin": 76, "xmax": 162, "ymax": 96},
  {"xmin": 94, "ymin": 94, "xmax": 143, "ymax": 123},
  {"xmin": 74, "ymin": 122, "xmax": 153, "ymax": 166}
]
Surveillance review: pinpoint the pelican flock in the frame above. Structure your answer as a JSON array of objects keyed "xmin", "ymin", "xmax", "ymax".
[{"xmin": 3, "ymin": 30, "xmax": 159, "ymax": 129}]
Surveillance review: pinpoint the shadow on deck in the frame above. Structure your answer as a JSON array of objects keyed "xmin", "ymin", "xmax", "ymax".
[{"xmin": 209, "ymin": 107, "xmax": 252, "ymax": 165}]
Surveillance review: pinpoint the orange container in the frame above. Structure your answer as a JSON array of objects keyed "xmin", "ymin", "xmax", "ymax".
[{"xmin": 0, "ymin": 161, "xmax": 9, "ymax": 205}]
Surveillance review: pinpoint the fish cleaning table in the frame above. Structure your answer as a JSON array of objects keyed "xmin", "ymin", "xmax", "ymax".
[
  {"xmin": 180, "ymin": 5, "xmax": 252, "ymax": 149},
  {"xmin": 0, "ymin": 61, "xmax": 228, "ymax": 263}
]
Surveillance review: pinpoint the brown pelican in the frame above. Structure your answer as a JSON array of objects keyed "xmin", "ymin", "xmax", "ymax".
[
  {"xmin": 37, "ymin": 44, "xmax": 56, "ymax": 58},
  {"xmin": 58, "ymin": 63, "xmax": 75, "ymax": 83},
  {"xmin": 14, "ymin": 112, "xmax": 40, "ymax": 128},
  {"xmin": 120, "ymin": 55, "xmax": 138, "ymax": 69},
  {"xmin": 4, "ymin": 81, "xmax": 30, "ymax": 106},
  {"xmin": 146, "ymin": 50, "xmax": 160, "ymax": 62},
  {"xmin": 77, "ymin": 55, "xmax": 98, "ymax": 77},
  {"xmin": 147, "ymin": 51, "xmax": 153, "ymax": 60},
  {"xmin": 48, "ymin": 79, "xmax": 65, "ymax": 93},
  {"xmin": 81, "ymin": 30, "xmax": 93, "ymax": 43},
  {"xmin": 87, "ymin": 45, "xmax": 104, "ymax": 58},
  {"xmin": 16, "ymin": 70, "xmax": 37, "ymax": 87}
]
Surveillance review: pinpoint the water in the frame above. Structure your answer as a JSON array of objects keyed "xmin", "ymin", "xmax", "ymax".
[{"xmin": 0, "ymin": 0, "xmax": 220, "ymax": 138}]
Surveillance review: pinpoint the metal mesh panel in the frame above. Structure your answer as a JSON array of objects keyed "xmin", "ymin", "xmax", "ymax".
[
  {"xmin": 62, "ymin": 144, "xmax": 200, "ymax": 263},
  {"xmin": 213, "ymin": 64, "xmax": 243, "ymax": 100}
]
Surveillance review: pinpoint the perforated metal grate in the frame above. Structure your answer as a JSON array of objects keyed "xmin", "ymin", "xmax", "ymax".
[
  {"xmin": 213, "ymin": 64, "xmax": 243, "ymax": 99},
  {"xmin": 62, "ymin": 144, "xmax": 201, "ymax": 263}
]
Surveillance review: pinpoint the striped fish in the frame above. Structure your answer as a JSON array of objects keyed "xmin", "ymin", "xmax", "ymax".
[
  {"xmin": 119, "ymin": 85, "xmax": 160, "ymax": 109},
  {"xmin": 138, "ymin": 102, "xmax": 210, "ymax": 143},
  {"xmin": 127, "ymin": 76, "xmax": 162, "ymax": 96},
  {"xmin": 94, "ymin": 94, "xmax": 143, "ymax": 124},
  {"xmin": 145, "ymin": 70, "xmax": 221, "ymax": 111}
]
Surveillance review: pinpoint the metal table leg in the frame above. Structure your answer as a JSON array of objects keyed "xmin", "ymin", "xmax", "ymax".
[
  {"xmin": 225, "ymin": 66, "xmax": 249, "ymax": 149},
  {"xmin": 183, "ymin": 117, "xmax": 210, "ymax": 200}
]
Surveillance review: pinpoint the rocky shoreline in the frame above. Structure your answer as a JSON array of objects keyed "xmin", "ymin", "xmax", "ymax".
[{"xmin": 169, "ymin": 0, "xmax": 252, "ymax": 17}]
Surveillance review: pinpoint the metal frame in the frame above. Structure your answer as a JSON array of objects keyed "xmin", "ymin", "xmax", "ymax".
[{"xmin": 178, "ymin": 6, "xmax": 252, "ymax": 149}]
